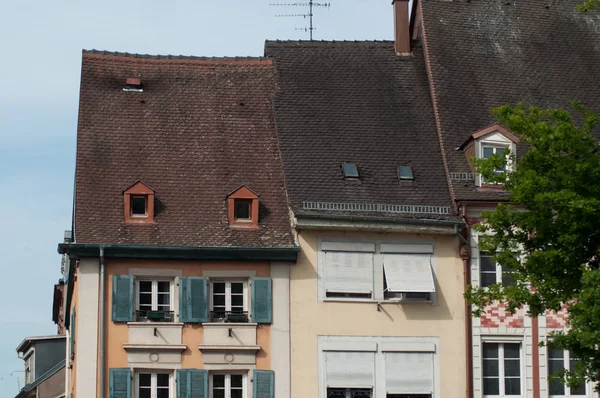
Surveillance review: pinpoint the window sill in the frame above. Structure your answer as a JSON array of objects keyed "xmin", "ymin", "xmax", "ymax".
[
  {"xmin": 198, "ymin": 345, "xmax": 261, "ymax": 351},
  {"xmin": 127, "ymin": 322, "xmax": 184, "ymax": 327},
  {"xmin": 322, "ymin": 298, "xmax": 432, "ymax": 304},
  {"xmin": 202, "ymin": 322, "xmax": 258, "ymax": 327},
  {"xmin": 123, "ymin": 344, "xmax": 187, "ymax": 351}
]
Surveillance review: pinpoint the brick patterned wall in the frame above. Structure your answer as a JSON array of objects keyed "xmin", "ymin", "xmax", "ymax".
[
  {"xmin": 481, "ymin": 301, "xmax": 526, "ymax": 328},
  {"xmin": 545, "ymin": 304, "xmax": 569, "ymax": 329}
]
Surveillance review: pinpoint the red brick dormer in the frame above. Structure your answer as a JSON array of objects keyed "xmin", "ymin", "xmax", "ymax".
[
  {"xmin": 227, "ymin": 185, "xmax": 259, "ymax": 228},
  {"xmin": 123, "ymin": 181, "xmax": 155, "ymax": 224}
]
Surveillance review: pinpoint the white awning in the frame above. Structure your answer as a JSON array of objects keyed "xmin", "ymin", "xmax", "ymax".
[
  {"xmin": 385, "ymin": 352, "xmax": 434, "ymax": 394},
  {"xmin": 383, "ymin": 254, "xmax": 435, "ymax": 293},
  {"xmin": 324, "ymin": 251, "xmax": 374, "ymax": 294},
  {"xmin": 325, "ymin": 351, "xmax": 375, "ymax": 388}
]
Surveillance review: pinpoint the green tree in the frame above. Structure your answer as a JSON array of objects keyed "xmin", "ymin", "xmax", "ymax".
[
  {"xmin": 466, "ymin": 102, "xmax": 600, "ymax": 387},
  {"xmin": 577, "ymin": 0, "xmax": 600, "ymax": 11}
]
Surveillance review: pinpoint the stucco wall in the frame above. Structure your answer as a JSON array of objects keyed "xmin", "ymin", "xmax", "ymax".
[
  {"xmin": 37, "ymin": 366, "xmax": 66, "ymax": 398},
  {"xmin": 290, "ymin": 229, "xmax": 466, "ymax": 398}
]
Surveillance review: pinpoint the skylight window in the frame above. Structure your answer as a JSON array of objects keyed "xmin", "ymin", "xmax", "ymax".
[
  {"xmin": 398, "ymin": 166, "xmax": 414, "ymax": 180},
  {"xmin": 342, "ymin": 162, "xmax": 359, "ymax": 178}
]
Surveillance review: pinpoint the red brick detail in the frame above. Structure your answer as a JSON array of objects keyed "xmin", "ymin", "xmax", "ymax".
[
  {"xmin": 481, "ymin": 301, "xmax": 525, "ymax": 328},
  {"xmin": 545, "ymin": 304, "xmax": 569, "ymax": 329}
]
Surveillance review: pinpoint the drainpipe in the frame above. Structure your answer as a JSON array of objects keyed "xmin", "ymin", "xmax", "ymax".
[
  {"xmin": 99, "ymin": 246, "xmax": 106, "ymax": 398},
  {"xmin": 461, "ymin": 205, "xmax": 474, "ymax": 398}
]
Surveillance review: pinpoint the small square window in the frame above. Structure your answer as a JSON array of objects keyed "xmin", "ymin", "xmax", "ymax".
[
  {"xmin": 131, "ymin": 196, "xmax": 147, "ymax": 216},
  {"xmin": 398, "ymin": 166, "xmax": 414, "ymax": 180},
  {"xmin": 342, "ymin": 162, "xmax": 359, "ymax": 178},
  {"xmin": 234, "ymin": 199, "xmax": 252, "ymax": 221}
]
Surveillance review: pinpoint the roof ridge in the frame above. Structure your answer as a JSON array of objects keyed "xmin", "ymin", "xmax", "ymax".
[
  {"xmin": 83, "ymin": 49, "xmax": 267, "ymax": 61},
  {"xmin": 265, "ymin": 39, "xmax": 393, "ymax": 44}
]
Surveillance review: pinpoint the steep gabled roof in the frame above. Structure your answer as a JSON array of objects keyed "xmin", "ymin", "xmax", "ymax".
[
  {"xmin": 419, "ymin": 0, "xmax": 600, "ymax": 202},
  {"xmin": 265, "ymin": 40, "xmax": 457, "ymax": 222},
  {"xmin": 75, "ymin": 50, "xmax": 294, "ymax": 248}
]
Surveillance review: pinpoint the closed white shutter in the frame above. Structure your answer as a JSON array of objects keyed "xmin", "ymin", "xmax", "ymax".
[
  {"xmin": 325, "ymin": 351, "xmax": 375, "ymax": 388},
  {"xmin": 324, "ymin": 252, "xmax": 374, "ymax": 294},
  {"xmin": 385, "ymin": 352, "xmax": 434, "ymax": 394},
  {"xmin": 383, "ymin": 254, "xmax": 435, "ymax": 293}
]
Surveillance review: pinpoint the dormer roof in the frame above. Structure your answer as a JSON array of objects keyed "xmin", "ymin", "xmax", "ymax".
[
  {"xmin": 459, "ymin": 123, "xmax": 520, "ymax": 150},
  {"xmin": 123, "ymin": 180, "xmax": 154, "ymax": 194},
  {"xmin": 227, "ymin": 185, "xmax": 260, "ymax": 199}
]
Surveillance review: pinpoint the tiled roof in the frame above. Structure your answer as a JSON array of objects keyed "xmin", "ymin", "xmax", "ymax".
[
  {"xmin": 74, "ymin": 50, "xmax": 295, "ymax": 248},
  {"xmin": 265, "ymin": 40, "xmax": 457, "ymax": 221},
  {"xmin": 419, "ymin": 0, "xmax": 600, "ymax": 202}
]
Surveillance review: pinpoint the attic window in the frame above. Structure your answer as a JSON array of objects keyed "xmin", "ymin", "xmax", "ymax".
[
  {"xmin": 234, "ymin": 199, "xmax": 252, "ymax": 221},
  {"xmin": 342, "ymin": 162, "xmax": 359, "ymax": 178},
  {"xmin": 131, "ymin": 196, "xmax": 147, "ymax": 216},
  {"xmin": 227, "ymin": 186, "xmax": 259, "ymax": 228},
  {"xmin": 398, "ymin": 165, "xmax": 414, "ymax": 180},
  {"xmin": 123, "ymin": 77, "xmax": 143, "ymax": 92},
  {"xmin": 124, "ymin": 181, "xmax": 155, "ymax": 223}
]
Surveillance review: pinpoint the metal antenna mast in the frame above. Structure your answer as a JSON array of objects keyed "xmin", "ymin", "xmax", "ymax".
[{"xmin": 271, "ymin": 1, "xmax": 331, "ymax": 41}]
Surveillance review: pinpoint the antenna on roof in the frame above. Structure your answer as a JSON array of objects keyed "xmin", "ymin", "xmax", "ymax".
[{"xmin": 270, "ymin": 1, "xmax": 331, "ymax": 41}]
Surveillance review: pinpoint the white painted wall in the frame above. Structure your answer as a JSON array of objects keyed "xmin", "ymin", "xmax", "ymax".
[{"xmin": 271, "ymin": 262, "xmax": 291, "ymax": 398}]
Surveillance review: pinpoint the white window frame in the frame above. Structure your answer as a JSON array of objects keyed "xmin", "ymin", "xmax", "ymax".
[
  {"xmin": 481, "ymin": 341, "xmax": 524, "ymax": 398},
  {"xmin": 136, "ymin": 279, "xmax": 175, "ymax": 312},
  {"xmin": 479, "ymin": 252, "xmax": 514, "ymax": 288},
  {"xmin": 548, "ymin": 348, "xmax": 589, "ymax": 398},
  {"xmin": 209, "ymin": 372, "xmax": 248, "ymax": 398},
  {"xmin": 476, "ymin": 132, "xmax": 516, "ymax": 187},
  {"xmin": 135, "ymin": 370, "xmax": 174, "ymax": 398},
  {"xmin": 209, "ymin": 280, "xmax": 249, "ymax": 312},
  {"xmin": 24, "ymin": 349, "xmax": 34, "ymax": 385}
]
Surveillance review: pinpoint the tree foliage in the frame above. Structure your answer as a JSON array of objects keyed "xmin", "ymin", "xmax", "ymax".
[
  {"xmin": 577, "ymin": 0, "xmax": 600, "ymax": 12},
  {"xmin": 466, "ymin": 102, "xmax": 600, "ymax": 386}
]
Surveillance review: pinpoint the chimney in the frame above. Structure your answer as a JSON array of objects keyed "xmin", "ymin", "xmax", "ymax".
[{"xmin": 393, "ymin": 0, "xmax": 411, "ymax": 55}]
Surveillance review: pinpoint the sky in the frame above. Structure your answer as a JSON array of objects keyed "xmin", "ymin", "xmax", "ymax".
[{"xmin": 0, "ymin": 0, "xmax": 392, "ymax": 393}]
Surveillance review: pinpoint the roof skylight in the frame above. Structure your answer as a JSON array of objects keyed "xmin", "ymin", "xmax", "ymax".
[
  {"xmin": 398, "ymin": 165, "xmax": 414, "ymax": 180},
  {"xmin": 342, "ymin": 162, "xmax": 359, "ymax": 178}
]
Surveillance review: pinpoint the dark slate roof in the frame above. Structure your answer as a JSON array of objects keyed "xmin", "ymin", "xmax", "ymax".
[
  {"xmin": 420, "ymin": 0, "xmax": 600, "ymax": 202},
  {"xmin": 75, "ymin": 50, "xmax": 295, "ymax": 248},
  {"xmin": 264, "ymin": 40, "xmax": 458, "ymax": 222}
]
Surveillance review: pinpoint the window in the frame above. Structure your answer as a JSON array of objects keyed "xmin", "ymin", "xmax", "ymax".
[
  {"xmin": 131, "ymin": 196, "xmax": 148, "ymax": 216},
  {"xmin": 382, "ymin": 253, "xmax": 435, "ymax": 301},
  {"xmin": 483, "ymin": 342, "xmax": 522, "ymax": 396},
  {"xmin": 234, "ymin": 199, "xmax": 252, "ymax": 221},
  {"xmin": 210, "ymin": 281, "xmax": 248, "ymax": 322},
  {"xmin": 342, "ymin": 162, "xmax": 359, "ymax": 178},
  {"xmin": 137, "ymin": 372, "xmax": 172, "ymax": 398},
  {"xmin": 397, "ymin": 166, "xmax": 414, "ymax": 181},
  {"xmin": 548, "ymin": 348, "xmax": 586, "ymax": 396},
  {"xmin": 327, "ymin": 389, "xmax": 372, "ymax": 398},
  {"xmin": 481, "ymin": 144, "xmax": 510, "ymax": 184},
  {"xmin": 211, "ymin": 373, "xmax": 245, "ymax": 398},
  {"xmin": 136, "ymin": 280, "xmax": 174, "ymax": 322},
  {"xmin": 323, "ymin": 251, "xmax": 374, "ymax": 299},
  {"xmin": 479, "ymin": 252, "xmax": 515, "ymax": 288},
  {"xmin": 24, "ymin": 352, "xmax": 34, "ymax": 385}
]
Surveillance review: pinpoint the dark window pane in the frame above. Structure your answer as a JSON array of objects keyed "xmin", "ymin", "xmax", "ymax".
[
  {"xmin": 132, "ymin": 196, "xmax": 147, "ymax": 215},
  {"xmin": 548, "ymin": 348, "xmax": 564, "ymax": 359},
  {"xmin": 548, "ymin": 358, "xmax": 565, "ymax": 375},
  {"xmin": 157, "ymin": 389, "xmax": 170, "ymax": 398},
  {"xmin": 504, "ymin": 343, "xmax": 520, "ymax": 359},
  {"xmin": 139, "ymin": 281, "xmax": 152, "ymax": 292},
  {"xmin": 231, "ymin": 283, "xmax": 244, "ymax": 294},
  {"xmin": 139, "ymin": 373, "xmax": 151, "ymax": 386},
  {"xmin": 483, "ymin": 378, "xmax": 499, "ymax": 395},
  {"xmin": 571, "ymin": 383, "xmax": 586, "ymax": 395},
  {"xmin": 158, "ymin": 282, "xmax": 170, "ymax": 293},
  {"xmin": 213, "ymin": 295, "xmax": 225, "ymax": 306},
  {"xmin": 480, "ymin": 255, "xmax": 496, "ymax": 271},
  {"xmin": 213, "ymin": 375, "xmax": 225, "ymax": 388},
  {"xmin": 231, "ymin": 295, "xmax": 244, "ymax": 307},
  {"xmin": 342, "ymin": 162, "xmax": 359, "ymax": 178},
  {"xmin": 157, "ymin": 373, "xmax": 169, "ymax": 387},
  {"xmin": 139, "ymin": 293, "xmax": 152, "ymax": 305},
  {"xmin": 327, "ymin": 389, "xmax": 346, "ymax": 398},
  {"xmin": 549, "ymin": 379, "xmax": 565, "ymax": 396},
  {"xmin": 502, "ymin": 266, "xmax": 516, "ymax": 286},
  {"xmin": 213, "ymin": 389, "xmax": 225, "ymax": 398},
  {"xmin": 230, "ymin": 374, "xmax": 243, "ymax": 387},
  {"xmin": 496, "ymin": 147, "xmax": 506, "ymax": 157},
  {"xmin": 483, "ymin": 343, "xmax": 499, "ymax": 359},
  {"xmin": 483, "ymin": 359, "xmax": 499, "ymax": 377},
  {"xmin": 480, "ymin": 272, "xmax": 497, "ymax": 288},
  {"xmin": 231, "ymin": 389, "xmax": 243, "ymax": 398},
  {"xmin": 504, "ymin": 359, "xmax": 520, "ymax": 377},
  {"xmin": 138, "ymin": 389, "xmax": 151, "ymax": 398},
  {"xmin": 158, "ymin": 293, "xmax": 170, "ymax": 305},
  {"xmin": 234, "ymin": 200, "xmax": 251, "ymax": 220},
  {"xmin": 213, "ymin": 283, "xmax": 225, "ymax": 294},
  {"xmin": 398, "ymin": 165, "xmax": 414, "ymax": 180},
  {"xmin": 483, "ymin": 147, "xmax": 494, "ymax": 159},
  {"xmin": 505, "ymin": 378, "xmax": 521, "ymax": 395}
]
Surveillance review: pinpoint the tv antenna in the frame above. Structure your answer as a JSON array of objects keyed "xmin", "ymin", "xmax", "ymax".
[{"xmin": 271, "ymin": 1, "xmax": 331, "ymax": 40}]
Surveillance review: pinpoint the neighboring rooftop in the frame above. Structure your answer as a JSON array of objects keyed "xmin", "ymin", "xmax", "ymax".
[
  {"xmin": 419, "ymin": 0, "xmax": 600, "ymax": 201},
  {"xmin": 16, "ymin": 335, "xmax": 65, "ymax": 353},
  {"xmin": 75, "ymin": 50, "xmax": 294, "ymax": 248},
  {"xmin": 265, "ymin": 40, "xmax": 457, "ymax": 222}
]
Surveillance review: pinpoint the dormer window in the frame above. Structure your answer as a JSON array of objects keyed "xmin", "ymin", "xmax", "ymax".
[
  {"xmin": 123, "ymin": 181, "xmax": 155, "ymax": 223},
  {"xmin": 227, "ymin": 186, "xmax": 259, "ymax": 228}
]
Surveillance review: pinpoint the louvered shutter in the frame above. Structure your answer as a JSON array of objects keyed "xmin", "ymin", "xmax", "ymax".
[
  {"xmin": 251, "ymin": 277, "xmax": 272, "ymax": 323},
  {"xmin": 112, "ymin": 275, "xmax": 134, "ymax": 322},
  {"xmin": 70, "ymin": 308, "xmax": 76, "ymax": 360},
  {"xmin": 109, "ymin": 368, "xmax": 131, "ymax": 398},
  {"xmin": 325, "ymin": 351, "xmax": 375, "ymax": 388},
  {"xmin": 324, "ymin": 252, "xmax": 374, "ymax": 294},
  {"xmin": 383, "ymin": 254, "xmax": 435, "ymax": 293},
  {"xmin": 179, "ymin": 277, "xmax": 208, "ymax": 323},
  {"xmin": 385, "ymin": 352, "xmax": 434, "ymax": 394},
  {"xmin": 253, "ymin": 370, "xmax": 274, "ymax": 398},
  {"xmin": 177, "ymin": 369, "xmax": 208, "ymax": 398}
]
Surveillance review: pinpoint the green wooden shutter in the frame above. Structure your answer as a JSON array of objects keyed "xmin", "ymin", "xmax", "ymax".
[
  {"xmin": 177, "ymin": 369, "xmax": 208, "ymax": 398},
  {"xmin": 253, "ymin": 370, "xmax": 274, "ymax": 398},
  {"xmin": 70, "ymin": 308, "xmax": 76, "ymax": 360},
  {"xmin": 112, "ymin": 275, "xmax": 134, "ymax": 322},
  {"xmin": 251, "ymin": 277, "xmax": 272, "ymax": 323},
  {"xmin": 109, "ymin": 368, "xmax": 131, "ymax": 398},
  {"xmin": 179, "ymin": 277, "xmax": 208, "ymax": 323}
]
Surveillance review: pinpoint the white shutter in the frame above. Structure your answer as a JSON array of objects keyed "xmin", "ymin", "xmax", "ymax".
[
  {"xmin": 383, "ymin": 254, "xmax": 435, "ymax": 293},
  {"xmin": 325, "ymin": 351, "xmax": 375, "ymax": 388},
  {"xmin": 324, "ymin": 252, "xmax": 374, "ymax": 294},
  {"xmin": 385, "ymin": 352, "xmax": 434, "ymax": 394}
]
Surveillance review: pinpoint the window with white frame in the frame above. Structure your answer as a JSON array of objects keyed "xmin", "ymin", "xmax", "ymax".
[
  {"xmin": 548, "ymin": 348, "xmax": 586, "ymax": 397},
  {"xmin": 320, "ymin": 240, "xmax": 435, "ymax": 302},
  {"xmin": 136, "ymin": 280, "xmax": 174, "ymax": 322},
  {"xmin": 482, "ymin": 342, "xmax": 522, "ymax": 396},
  {"xmin": 210, "ymin": 373, "xmax": 246, "ymax": 398},
  {"xmin": 479, "ymin": 252, "xmax": 515, "ymax": 288},
  {"xmin": 137, "ymin": 371, "xmax": 172, "ymax": 398},
  {"xmin": 24, "ymin": 352, "xmax": 34, "ymax": 385},
  {"xmin": 210, "ymin": 281, "xmax": 248, "ymax": 322},
  {"xmin": 325, "ymin": 351, "xmax": 374, "ymax": 398}
]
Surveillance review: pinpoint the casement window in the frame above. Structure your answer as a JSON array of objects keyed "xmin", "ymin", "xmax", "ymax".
[
  {"xmin": 210, "ymin": 373, "xmax": 246, "ymax": 398},
  {"xmin": 136, "ymin": 280, "xmax": 174, "ymax": 322},
  {"xmin": 320, "ymin": 240, "xmax": 435, "ymax": 302},
  {"xmin": 112, "ymin": 275, "xmax": 272, "ymax": 324},
  {"xmin": 548, "ymin": 348, "xmax": 586, "ymax": 397},
  {"xmin": 482, "ymin": 342, "xmax": 522, "ymax": 396},
  {"xmin": 137, "ymin": 372, "xmax": 173, "ymax": 398},
  {"xmin": 479, "ymin": 252, "xmax": 515, "ymax": 288},
  {"xmin": 210, "ymin": 281, "xmax": 248, "ymax": 322},
  {"xmin": 24, "ymin": 351, "xmax": 34, "ymax": 385}
]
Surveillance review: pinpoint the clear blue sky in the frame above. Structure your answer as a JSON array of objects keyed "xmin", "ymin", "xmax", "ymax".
[{"xmin": 0, "ymin": 0, "xmax": 392, "ymax": 393}]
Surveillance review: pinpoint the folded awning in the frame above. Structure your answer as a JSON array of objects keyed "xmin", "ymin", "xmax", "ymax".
[{"xmin": 383, "ymin": 253, "xmax": 435, "ymax": 293}]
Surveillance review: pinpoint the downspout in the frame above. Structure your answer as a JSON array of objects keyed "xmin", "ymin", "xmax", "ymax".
[
  {"xmin": 99, "ymin": 246, "xmax": 106, "ymax": 398},
  {"xmin": 461, "ymin": 204, "xmax": 474, "ymax": 398}
]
